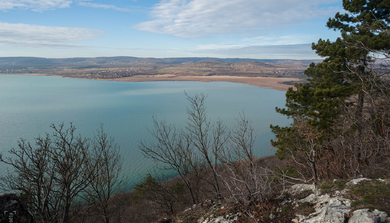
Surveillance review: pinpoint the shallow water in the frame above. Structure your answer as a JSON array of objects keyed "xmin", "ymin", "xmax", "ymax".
[{"xmin": 0, "ymin": 75, "xmax": 290, "ymax": 190}]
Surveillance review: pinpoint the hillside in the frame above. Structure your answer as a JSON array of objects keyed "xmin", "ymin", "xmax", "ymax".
[
  {"xmin": 0, "ymin": 57, "xmax": 319, "ymax": 80},
  {"xmin": 168, "ymin": 178, "xmax": 390, "ymax": 223}
]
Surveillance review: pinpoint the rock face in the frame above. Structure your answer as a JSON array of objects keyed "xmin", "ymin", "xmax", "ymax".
[
  {"xmin": 292, "ymin": 192, "xmax": 351, "ymax": 223},
  {"xmin": 0, "ymin": 194, "xmax": 33, "ymax": 223},
  {"xmin": 290, "ymin": 179, "xmax": 389, "ymax": 223}
]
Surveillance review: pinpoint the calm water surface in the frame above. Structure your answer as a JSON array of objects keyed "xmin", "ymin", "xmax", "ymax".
[{"xmin": 0, "ymin": 75, "xmax": 290, "ymax": 190}]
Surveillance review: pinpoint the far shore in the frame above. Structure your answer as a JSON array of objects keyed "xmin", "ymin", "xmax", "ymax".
[{"xmin": 1, "ymin": 73, "xmax": 300, "ymax": 91}]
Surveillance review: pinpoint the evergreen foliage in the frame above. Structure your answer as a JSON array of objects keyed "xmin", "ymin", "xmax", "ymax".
[{"xmin": 270, "ymin": 0, "xmax": 390, "ymax": 179}]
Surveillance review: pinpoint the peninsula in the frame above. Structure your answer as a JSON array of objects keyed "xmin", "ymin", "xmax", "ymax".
[{"xmin": 0, "ymin": 56, "xmax": 320, "ymax": 90}]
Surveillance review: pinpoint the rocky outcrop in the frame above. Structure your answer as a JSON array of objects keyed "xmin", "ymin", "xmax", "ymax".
[
  {"xmin": 289, "ymin": 179, "xmax": 390, "ymax": 223},
  {"xmin": 349, "ymin": 209, "xmax": 380, "ymax": 223},
  {"xmin": 0, "ymin": 194, "xmax": 33, "ymax": 223},
  {"xmin": 293, "ymin": 194, "xmax": 351, "ymax": 223},
  {"xmin": 197, "ymin": 214, "xmax": 238, "ymax": 223},
  {"xmin": 289, "ymin": 184, "xmax": 316, "ymax": 195},
  {"xmin": 171, "ymin": 178, "xmax": 389, "ymax": 223}
]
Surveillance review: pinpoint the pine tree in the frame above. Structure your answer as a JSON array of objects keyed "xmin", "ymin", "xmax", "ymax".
[{"xmin": 270, "ymin": 0, "xmax": 390, "ymax": 178}]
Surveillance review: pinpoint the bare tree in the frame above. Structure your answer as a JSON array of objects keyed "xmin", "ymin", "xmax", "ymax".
[
  {"xmin": 0, "ymin": 134, "xmax": 60, "ymax": 223},
  {"xmin": 0, "ymin": 123, "xmax": 123, "ymax": 223},
  {"xmin": 81, "ymin": 125, "xmax": 126, "ymax": 223},
  {"xmin": 219, "ymin": 113, "xmax": 274, "ymax": 205},
  {"xmin": 140, "ymin": 93, "xmax": 292, "ymax": 211},
  {"xmin": 184, "ymin": 93, "xmax": 228, "ymax": 198},
  {"xmin": 139, "ymin": 117, "xmax": 201, "ymax": 205},
  {"xmin": 140, "ymin": 93, "xmax": 229, "ymax": 201}
]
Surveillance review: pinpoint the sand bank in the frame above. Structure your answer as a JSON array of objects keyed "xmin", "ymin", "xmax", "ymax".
[
  {"xmin": 1, "ymin": 73, "xmax": 299, "ymax": 91},
  {"xmin": 108, "ymin": 75, "xmax": 299, "ymax": 91}
]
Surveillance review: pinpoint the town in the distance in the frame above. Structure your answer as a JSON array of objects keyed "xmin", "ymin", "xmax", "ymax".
[{"xmin": 0, "ymin": 56, "xmax": 320, "ymax": 81}]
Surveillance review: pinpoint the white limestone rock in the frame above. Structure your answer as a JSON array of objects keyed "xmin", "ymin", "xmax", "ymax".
[
  {"xmin": 372, "ymin": 209, "xmax": 388, "ymax": 223},
  {"xmin": 334, "ymin": 189, "xmax": 349, "ymax": 196},
  {"xmin": 289, "ymin": 184, "xmax": 315, "ymax": 195},
  {"xmin": 293, "ymin": 189, "xmax": 352, "ymax": 223},
  {"xmin": 302, "ymin": 206, "xmax": 347, "ymax": 223},
  {"xmin": 198, "ymin": 215, "xmax": 238, "ymax": 223},
  {"xmin": 377, "ymin": 179, "xmax": 390, "ymax": 184},
  {"xmin": 346, "ymin": 178, "xmax": 371, "ymax": 187},
  {"xmin": 288, "ymin": 179, "xmax": 390, "ymax": 223},
  {"xmin": 313, "ymin": 194, "xmax": 351, "ymax": 211},
  {"xmin": 348, "ymin": 209, "xmax": 379, "ymax": 223},
  {"xmin": 300, "ymin": 194, "xmax": 318, "ymax": 203}
]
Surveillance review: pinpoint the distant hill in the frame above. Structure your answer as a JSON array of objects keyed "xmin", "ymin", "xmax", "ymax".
[
  {"xmin": 0, "ymin": 56, "xmax": 321, "ymax": 81},
  {"xmin": 0, "ymin": 56, "xmax": 321, "ymax": 69}
]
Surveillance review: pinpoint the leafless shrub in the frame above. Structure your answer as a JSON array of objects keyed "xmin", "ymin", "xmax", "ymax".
[
  {"xmin": 139, "ymin": 117, "xmax": 202, "ymax": 205},
  {"xmin": 140, "ymin": 93, "xmax": 229, "ymax": 202},
  {"xmin": 139, "ymin": 93, "xmax": 301, "ymax": 222},
  {"xmin": 218, "ymin": 113, "xmax": 274, "ymax": 205},
  {"xmin": 184, "ymin": 93, "xmax": 228, "ymax": 198},
  {"xmin": 0, "ymin": 123, "xmax": 124, "ymax": 223},
  {"xmin": 78, "ymin": 125, "xmax": 126, "ymax": 223}
]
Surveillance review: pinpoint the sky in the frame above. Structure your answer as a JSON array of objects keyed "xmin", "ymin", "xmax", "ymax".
[{"xmin": 0, "ymin": 0, "xmax": 344, "ymax": 59}]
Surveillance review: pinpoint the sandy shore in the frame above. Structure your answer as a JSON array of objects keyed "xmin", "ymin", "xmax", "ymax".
[
  {"xmin": 1, "ymin": 73, "xmax": 299, "ymax": 91},
  {"xmin": 108, "ymin": 75, "xmax": 299, "ymax": 91}
]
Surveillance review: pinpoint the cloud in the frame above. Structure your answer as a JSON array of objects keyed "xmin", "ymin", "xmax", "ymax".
[
  {"xmin": 134, "ymin": 0, "xmax": 340, "ymax": 38},
  {"xmin": 0, "ymin": 22, "xmax": 104, "ymax": 48},
  {"xmin": 197, "ymin": 34, "xmax": 316, "ymax": 50},
  {"xmin": 195, "ymin": 44, "xmax": 319, "ymax": 59},
  {"xmin": 0, "ymin": 0, "xmax": 72, "ymax": 11},
  {"xmin": 0, "ymin": 0, "xmax": 130, "ymax": 12},
  {"xmin": 77, "ymin": 2, "xmax": 131, "ymax": 12}
]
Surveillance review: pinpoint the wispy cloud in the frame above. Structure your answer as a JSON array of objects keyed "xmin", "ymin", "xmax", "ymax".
[
  {"xmin": 134, "ymin": 0, "xmax": 340, "ymax": 38},
  {"xmin": 0, "ymin": 0, "xmax": 72, "ymax": 11},
  {"xmin": 197, "ymin": 34, "xmax": 316, "ymax": 50},
  {"xmin": 0, "ymin": 22, "xmax": 104, "ymax": 48},
  {"xmin": 242, "ymin": 34, "xmax": 317, "ymax": 46},
  {"xmin": 194, "ymin": 44, "xmax": 319, "ymax": 59},
  {"xmin": 0, "ymin": 0, "xmax": 131, "ymax": 12},
  {"xmin": 77, "ymin": 2, "xmax": 131, "ymax": 12}
]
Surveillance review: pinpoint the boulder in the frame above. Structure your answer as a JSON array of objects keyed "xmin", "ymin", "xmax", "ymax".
[
  {"xmin": 348, "ymin": 209, "xmax": 379, "ymax": 223},
  {"xmin": 0, "ymin": 194, "xmax": 33, "ymax": 223},
  {"xmin": 372, "ymin": 209, "xmax": 388, "ymax": 223},
  {"xmin": 296, "ymin": 194, "xmax": 351, "ymax": 223},
  {"xmin": 291, "ymin": 186, "xmax": 389, "ymax": 223},
  {"xmin": 348, "ymin": 209, "xmax": 389, "ymax": 223},
  {"xmin": 302, "ymin": 206, "xmax": 346, "ymax": 223}
]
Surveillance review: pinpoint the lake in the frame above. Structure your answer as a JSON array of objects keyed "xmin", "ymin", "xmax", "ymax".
[{"xmin": 0, "ymin": 75, "xmax": 290, "ymax": 190}]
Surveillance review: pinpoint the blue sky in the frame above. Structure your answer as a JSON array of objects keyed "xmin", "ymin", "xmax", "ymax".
[{"xmin": 0, "ymin": 0, "xmax": 344, "ymax": 59}]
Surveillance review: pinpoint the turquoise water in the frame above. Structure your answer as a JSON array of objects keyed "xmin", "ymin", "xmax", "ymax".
[{"xmin": 0, "ymin": 75, "xmax": 290, "ymax": 190}]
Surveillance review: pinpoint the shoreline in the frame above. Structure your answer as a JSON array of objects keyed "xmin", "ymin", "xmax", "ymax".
[{"xmin": 0, "ymin": 73, "xmax": 299, "ymax": 91}]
